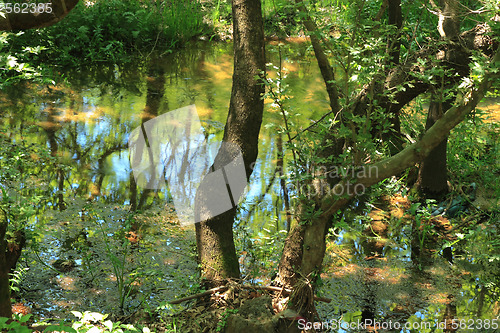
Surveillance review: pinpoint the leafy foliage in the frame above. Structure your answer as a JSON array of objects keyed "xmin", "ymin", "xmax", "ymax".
[
  {"xmin": 0, "ymin": 314, "xmax": 33, "ymax": 333},
  {"xmin": 0, "ymin": 312, "xmax": 155, "ymax": 332},
  {"xmin": 12, "ymin": 0, "xmax": 209, "ymax": 66},
  {"xmin": 0, "ymin": 32, "xmax": 52, "ymax": 89},
  {"xmin": 0, "ymin": 137, "xmax": 52, "ymax": 236},
  {"xmin": 448, "ymin": 109, "xmax": 499, "ymax": 194}
]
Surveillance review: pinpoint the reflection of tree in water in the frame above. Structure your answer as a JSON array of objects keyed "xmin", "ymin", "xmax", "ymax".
[
  {"xmin": 0, "ymin": 42, "xmax": 324, "ymax": 217},
  {"xmin": 321, "ymin": 197, "xmax": 466, "ymax": 332},
  {"xmin": 132, "ymin": 55, "xmax": 166, "ymax": 211},
  {"xmin": 39, "ymin": 88, "xmax": 66, "ymax": 211}
]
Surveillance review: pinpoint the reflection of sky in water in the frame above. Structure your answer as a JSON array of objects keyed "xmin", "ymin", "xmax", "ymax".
[
  {"xmin": 0, "ymin": 42, "xmax": 496, "ymax": 328},
  {"xmin": 127, "ymin": 106, "xmax": 250, "ymax": 224},
  {"xmin": 110, "ymin": 153, "xmax": 131, "ymax": 183}
]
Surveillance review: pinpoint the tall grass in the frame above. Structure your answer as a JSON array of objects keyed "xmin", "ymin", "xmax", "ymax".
[{"xmin": 14, "ymin": 0, "xmax": 209, "ymax": 66}]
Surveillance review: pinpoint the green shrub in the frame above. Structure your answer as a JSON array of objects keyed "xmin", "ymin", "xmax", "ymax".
[
  {"xmin": 0, "ymin": 312, "xmax": 155, "ymax": 332},
  {"xmin": 0, "ymin": 32, "xmax": 51, "ymax": 89},
  {"xmin": 15, "ymin": 0, "xmax": 209, "ymax": 66},
  {"xmin": 447, "ymin": 110, "xmax": 499, "ymax": 194}
]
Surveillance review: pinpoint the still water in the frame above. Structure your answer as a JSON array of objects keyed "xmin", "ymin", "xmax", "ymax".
[{"xmin": 0, "ymin": 40, "xmax": 498, "ymax": 331}]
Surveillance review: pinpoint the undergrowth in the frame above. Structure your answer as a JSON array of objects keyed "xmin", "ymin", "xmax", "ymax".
[{"xmin": 10, "ymin": 0, "xmax": 210, "ymax": 66}]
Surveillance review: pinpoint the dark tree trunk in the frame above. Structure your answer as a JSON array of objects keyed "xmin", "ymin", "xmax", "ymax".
[
  {"xmin": 418, "ymin": 0, "xmax": 460, "ymax": 198},
  {"xmin": 388, "ymin": 0, "xmax": 402, "ymax": 65},
  {"xmin": 276, "ymin": 135, "xmax": 292, "ymax": 233},
  {"xmin": 195, "ymin": 0, "xmax": 265, "ymax": 287},
  {"xmin": 417, "ymin": 100, "xmax": 451, "ymax": 198},
  {"xmin": 0, "ymin": 210, "xmax": 12, "ymax": 318},
  {"xmin": 129, "ymin": 171, "xmax": 138, "ymax": 212},
  {"xmin": 0, "ymin": 210, "xmax": 25, "ymax": 319},
  {"xmin": 293, "ymin": 0, "xmax": 340, "ymax": 114},
  {"xmin": 383, "ymin": 0, "xmax": 404, "ymax": 154}
]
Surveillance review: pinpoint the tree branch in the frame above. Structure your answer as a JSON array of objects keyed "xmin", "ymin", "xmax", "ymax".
[
  {"xmin": 320, "ymin": 46, "xmax": 500, "ymax": 218},
  {"xmin": 293, "ymin": 0, "xmax": 340, "ymax": 113}
]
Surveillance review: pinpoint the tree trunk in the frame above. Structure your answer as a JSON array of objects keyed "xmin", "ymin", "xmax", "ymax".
[
  {"xmin": 276, "ymin": 135, "xmax": 292, "ymax": 233},
  {"xmin": 195, "ymin": 0, "xmax": 265, "ymax": 287},
  {"xmin": 293, "ymin": 0, "xmax": 340, "ymax": 114},
  {"xmin": 0, "ymin": 209, "xmax": 12, "ymax": 318},
  {"xmin": 417, "ymin": 100, "xmax": 451, "ymax": 198},
  {"xmin": 275, "ymin": 196, "xmax": 350, "ymax": 320},
  {"xmin": 383, "ymin": 0, "xmax": 404, "ymax": 154},
  {"xmin": 275, "ymin": 45, "xmax": 499, "ymax": 319},
  {"xmin": 387, "ymin": 0, "xmax": 402, "ymax": 65},
  {"xmin": 0, "ymin": 209, "xmax": 26, "ymax": 319},
  {"xmin": 418, "ymin": 0, "xmax": 460, "ymax": 198}
]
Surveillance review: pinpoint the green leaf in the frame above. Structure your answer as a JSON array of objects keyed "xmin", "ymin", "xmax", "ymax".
[
  {"xmin": 103, "ymin": 320, "xmax": 113, "ymax": 331},
  {"xmin": 71, "ymin": 311, "xmax": 83, "ymax": 319},
  {"xmin": 18, "ymin": 314, "xmax": 32, "ymax": 323}
]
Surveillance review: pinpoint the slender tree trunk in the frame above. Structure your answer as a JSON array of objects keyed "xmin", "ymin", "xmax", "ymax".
[
  {"xmin": 293, "ymin": 0, "xmax": 339, "ymax": 113},
  {"xmin": 418, "ymin": 0, "xmax": 460, "ymax": 198},
  {"xmin": 195, "ymin": 0, "xmax": 265, "ymax": 287},
  {"xmin": 0, "ymin": 209, "xmax": 12, "ymax": 318},
  {"xmin": 384, "ymin": 0, "xmax": 405, "ymax": 154},
  {"xmin": 276, "ymin": 135, "xmax": 292, "ymax": 232},
  {"xmin": 387, "ymin": 0, "xmax": 402, "ymax": 65}
]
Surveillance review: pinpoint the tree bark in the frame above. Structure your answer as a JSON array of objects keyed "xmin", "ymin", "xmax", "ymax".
[
  {"xmin": 417, "ymin": 100, "xmax": 451, "ymax": 197},
  {"xmin": 388, "ymin": 0, "xmax": 402, "ymax": 65},
  {"xmin": 417, "ymin": 0, "xmax": 461, "ymax": 198},
  {"xmin": 0, "ymin": 0, "xmax": 79, "ymax": 31},
  {"xmin": 276, "ymin": 135, "xmax": 292, "ymax": 232},
  {"xmin": 437, "ymin": 0, "xmax": 460, "ymax": 40},
  {"xmin": 195, "ymin": 0, "xmax": 265, "ymax": 287},
  {"xmin": 0, "ymin": 209, "xmax": 12, "ymax": 318}
]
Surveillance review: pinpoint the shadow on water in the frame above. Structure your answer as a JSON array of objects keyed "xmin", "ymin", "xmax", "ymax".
[{"xmin": 0, "ymin": 40, "xmax": 499, "ymax": 329}]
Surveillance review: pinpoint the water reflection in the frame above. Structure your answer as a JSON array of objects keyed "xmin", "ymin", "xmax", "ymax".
[
  {"xmin": 1, "ymin": 41, "xmax": 498, "ymax": 327},
  {"xmin": 1, "ymin": 41, "xmax": 327, "ymax": 214}
]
